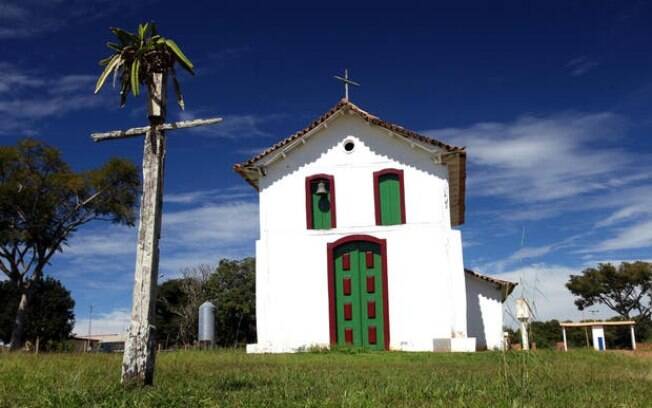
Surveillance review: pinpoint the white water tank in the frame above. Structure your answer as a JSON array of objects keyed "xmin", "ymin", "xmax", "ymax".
[{"xmin": 198, "ymin": 301, "xmax": 216, "ymax": 344}]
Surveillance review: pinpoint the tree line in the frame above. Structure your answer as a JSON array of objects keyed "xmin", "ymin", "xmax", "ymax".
[
  {"xmin": 1, "ymin": 138, "xmax": 651, "ymax": 351},
  {"xmin": 155, "ymin": 258, "xmax": 256, "ymax": 348}
]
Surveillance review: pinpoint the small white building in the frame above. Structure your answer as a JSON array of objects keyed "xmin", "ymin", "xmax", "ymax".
[
  {"xmin": 559, "ymin": 321, "xmax": 637, "ymax": 351},
  {"xmin": 235, "ymin": 99, "xmax": 516, "ymax": 353}
]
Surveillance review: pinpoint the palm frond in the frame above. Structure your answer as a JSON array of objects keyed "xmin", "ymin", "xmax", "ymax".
[
  {"xmin": 110, "ymin": 27, "xmax": 137, "ymax": 45},
  {"xmin": 164, "ymin": 39, "xmax": 194, "ymax": 74},
  {"xmin": 95, "ymin": 55, "xmax": 122, "ymax": 94},
  {"xmin": 97, "ymin": 23, "xmax": 196, "ymax": 109},
  {"xmin": 130, "ymin": 59, "xmax": 141, "ymax": 96},
  {"xmin": 171, "ymin": 67, "xmax": 185, "ymax": 110}
]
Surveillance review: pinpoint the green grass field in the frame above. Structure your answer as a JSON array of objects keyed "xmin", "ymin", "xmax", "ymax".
[{"xmin": 1, "ymin": 349, "xmax": 651, "ymax": 407}]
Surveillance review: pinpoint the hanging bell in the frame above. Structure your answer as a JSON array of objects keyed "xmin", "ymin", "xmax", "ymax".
[{"xmin": 315, "ymin": 180, "xmax": 328, "ymax": 195}]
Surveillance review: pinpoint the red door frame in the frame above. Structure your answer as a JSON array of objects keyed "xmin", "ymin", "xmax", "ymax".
[{"xmin": 327, "ymin": 234, "xmax": 390, "ymax": 350}]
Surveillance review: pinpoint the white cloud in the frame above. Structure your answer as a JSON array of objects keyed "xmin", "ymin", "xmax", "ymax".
[
  {"xmin": 0, "ymin": 63, "xmax": 45, "ymax": 92},
  {"xmin": 585, "ymin": 219, "xmax": 652, "ymax": 252},
  {"xmin": 177, "ymin": 110, "xmax": 284, "ymax": 139},
  {"xmin": 165, "ymin": 185, "xmax": 254, "ymax": 205},
  {"xmin": 566, "ymin": 56, "xmax": 600, "ymax": 77},
  {"xmin": 0, "ymin": 62, "xmax": 107, "ymax": 134},
  {"xmin": 56, "ymin": 199, "xmax": 258, "ymax": 280},
  {"xmin": 74, "ymin": 308, "xmax": 130, "ymax": 336},
  {"xmin": 427, "ymin": 112, "xmax": 634, "ymax": 204},
  {"xmin": 62, "ymin": 226, "xmax": 136, "ymax": 258},
  {"xmin": 494, "ymin": 264, "xmax": 614, "ymax": 325},
  {"xmin": 164, "ymin": 201, "xmax": 259, "ymax": 244},
  {"xmin": 0, "ymin": 0, "xmax": 143, "ymax": 39},
  {"xmin": 508, "ymin": 245, "xmax": 555, "ymax": 262}
]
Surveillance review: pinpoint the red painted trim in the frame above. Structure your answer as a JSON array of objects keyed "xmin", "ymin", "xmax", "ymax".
[
  {"xmin": 368, "ymin": 326, "xmax": 377, "ymax": 345},
  {"xmin": 305, "ymin": 174, "xmax": 336, "ymax": 229},
  {"xmin": 342, "ymin": 254, "xmax": 350, "ymax": 270},
  {"xmin": 366, "ymin": 251, "xmax": 374, "ymax": 268},
  {"xmin": 344, "ymin": 303, "xmax": 352, "ymax": 321},
  {"xmin": 366, "ymin": 276, "xmax": 375, "ymax": 293},
  {"xmin": 373, "ymin": 168, "xmax": 406, "ymax": 225},
  {"xmin": 327, "ymin": 234, "xmax": 390, "ymax": 350},
  {"xmin": 367, "ymin": 301, "xmax": 376, "ymax": 318},
  {"xmin": 344, "ymin": 328, "xmax": 353, "ymax": 344},
  {"xmin": 343, "ymin": 277, "xmax": 351, "ymax": 296}
]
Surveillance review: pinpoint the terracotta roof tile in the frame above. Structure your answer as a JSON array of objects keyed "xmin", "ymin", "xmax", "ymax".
[{"xmin": 465, "ymin": 268, "xmax": 517, "ymax": 301}]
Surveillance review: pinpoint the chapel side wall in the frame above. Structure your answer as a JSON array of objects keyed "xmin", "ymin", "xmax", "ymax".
[{"xmin": 466, "ymin": 277, "xmax": 505, "ymax": 351}]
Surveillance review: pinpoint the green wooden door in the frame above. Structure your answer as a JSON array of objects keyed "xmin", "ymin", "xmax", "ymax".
[{"xmin": 333, "ymin": 241, "xmax": 385, "ymax": 350}]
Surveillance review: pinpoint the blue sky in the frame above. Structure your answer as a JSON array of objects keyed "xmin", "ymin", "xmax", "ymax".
[{"xmin": 2, "ymin": 1, "xmax": 651, "ymax": 333}]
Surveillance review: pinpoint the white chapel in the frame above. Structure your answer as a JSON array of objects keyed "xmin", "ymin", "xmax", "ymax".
[{"xmin": 235, "ymin": 98, "xmax": 516, "ymax": 353}]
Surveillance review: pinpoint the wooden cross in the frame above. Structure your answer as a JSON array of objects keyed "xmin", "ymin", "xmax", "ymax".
[
  {"xmin": 333, "ymin": 68, "xmax": 360, "ymax": 101},
  {"xmin": 90, "ymin": 73, "xmax": 222, "ymax": 385}
]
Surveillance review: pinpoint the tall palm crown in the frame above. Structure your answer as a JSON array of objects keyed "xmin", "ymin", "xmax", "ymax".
[{"xmin": 94, "ymin": 22, "xmax": 194, "ymax": 110}]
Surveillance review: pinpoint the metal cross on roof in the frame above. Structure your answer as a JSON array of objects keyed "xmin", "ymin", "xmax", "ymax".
[{"xmin": 333, "ymin": 69, "xmax": 360, "ymax": 101}]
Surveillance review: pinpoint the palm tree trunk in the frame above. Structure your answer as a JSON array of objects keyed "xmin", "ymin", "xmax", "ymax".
[{"xmin": 121, "ymin": 72, "xmax": 167, "ymax": 386}]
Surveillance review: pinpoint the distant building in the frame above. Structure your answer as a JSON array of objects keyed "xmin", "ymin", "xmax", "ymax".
[{"xmin": 73, "ymin": 333, "xmax": 126, "ymax": 352}]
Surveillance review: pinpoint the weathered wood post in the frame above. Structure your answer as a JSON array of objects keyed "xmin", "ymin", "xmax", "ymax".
[
  {"xmin": 121, "ymin": 72, "xmax": 167, "ymax": 385},
  {"xmin": 92, "ymin": 23, "xmax": 222, "ymax": 386}
]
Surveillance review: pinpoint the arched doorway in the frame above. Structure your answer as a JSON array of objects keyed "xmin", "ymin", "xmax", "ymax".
[{"xmin": 327, "ymin": 235, "xmax": 390, "ymax": 350}]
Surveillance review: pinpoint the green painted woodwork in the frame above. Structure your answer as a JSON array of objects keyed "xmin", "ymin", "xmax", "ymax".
[
  {"xmin": 311, "ymin": 180, "xmax": 332, "ymax": 229},
  {"xmin": 334, "ymin": 242, "xmax": 384, "ymax": 350},
  {"xmin": 378, "ymin": 174, "xmax": 402, "ymax": 225}
]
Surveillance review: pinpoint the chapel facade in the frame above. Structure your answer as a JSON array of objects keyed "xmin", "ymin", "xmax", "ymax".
[{"xmin": 235, "ymin": 99, "xmax": 515, "ymax": 352}]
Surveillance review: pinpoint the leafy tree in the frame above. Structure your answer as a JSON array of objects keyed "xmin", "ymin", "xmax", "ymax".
[
  {"xmin": 566, "ymin": 262, "xmax": 652, "ymax": 322},
  {"xmin": 155, "ymin": 278, "xmax": 186, "ymax": 348},
  {"xmin": 567, "ymin": 262, "xmax": 652, "ymax": 342},
  {"xmin": 155, "ymin": 258, "xmax": 256, "ymax": 348},
  {"xmin": 529, "ymin": 320, "xmax": 562, "ymax": 349},
  {"xmin": 0, "ymin": 277, "xmax": 74, "ymax": 349},
  {"xmin": 206, "ymin": 258, "xmax": 256, "ymax": 347},
  {"xmin": 155, "ymin": 265, "xmax": 211, "ymax": 347},
  {"xmin": 0, "ymin": 139, "xmax": 139, "ymax": 349},
  {"xmin": 94, "ymin": 22, "xmax": 194, "ymax": 109}
]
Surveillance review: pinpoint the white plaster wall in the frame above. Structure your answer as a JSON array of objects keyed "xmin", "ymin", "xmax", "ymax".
[
  {"xmin": 254, "ymin": 225, "xmax": 466, "ymax": 352},
  {"xmin": 466, "ymin": 276, "xmax": 505, "ymax": 351},
  {"xmin": 250, "ymin": 114, "xmax": 467, "ymax": 353},
  {"xmin": 446, "ymin": 230, "xmax": 468, "ymax": 338},
  {"xmin": 258, "ymin": 115, "xmax": 451, "ymax": 237}
]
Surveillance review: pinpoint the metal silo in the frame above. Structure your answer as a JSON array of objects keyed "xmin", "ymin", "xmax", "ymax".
[{"xmin": 198, "ymin": 301, "xmax": 216, "ymax": 346}]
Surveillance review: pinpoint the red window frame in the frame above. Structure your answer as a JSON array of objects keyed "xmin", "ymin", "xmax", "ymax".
[
  {"xmin": 373, "ymin": 168, "xmax": 406, "ymax": 225},
  {"xmin": 305, "ymin": 174, "xmax": 337, "ymax": 229}
]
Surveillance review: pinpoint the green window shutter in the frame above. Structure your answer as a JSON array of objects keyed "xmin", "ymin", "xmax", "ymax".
[
  {"xmin": 311, "ymin": 179, "xmax": 332, "ymax": 229},
  {"xmin": 378, "ymin": 173, "xmax": 403, "ymax": 225}
]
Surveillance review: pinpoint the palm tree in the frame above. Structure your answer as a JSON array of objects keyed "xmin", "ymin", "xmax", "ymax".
[{"xmin": 95, "ymin": 22, "xmax": 194, "ymax": 113}]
